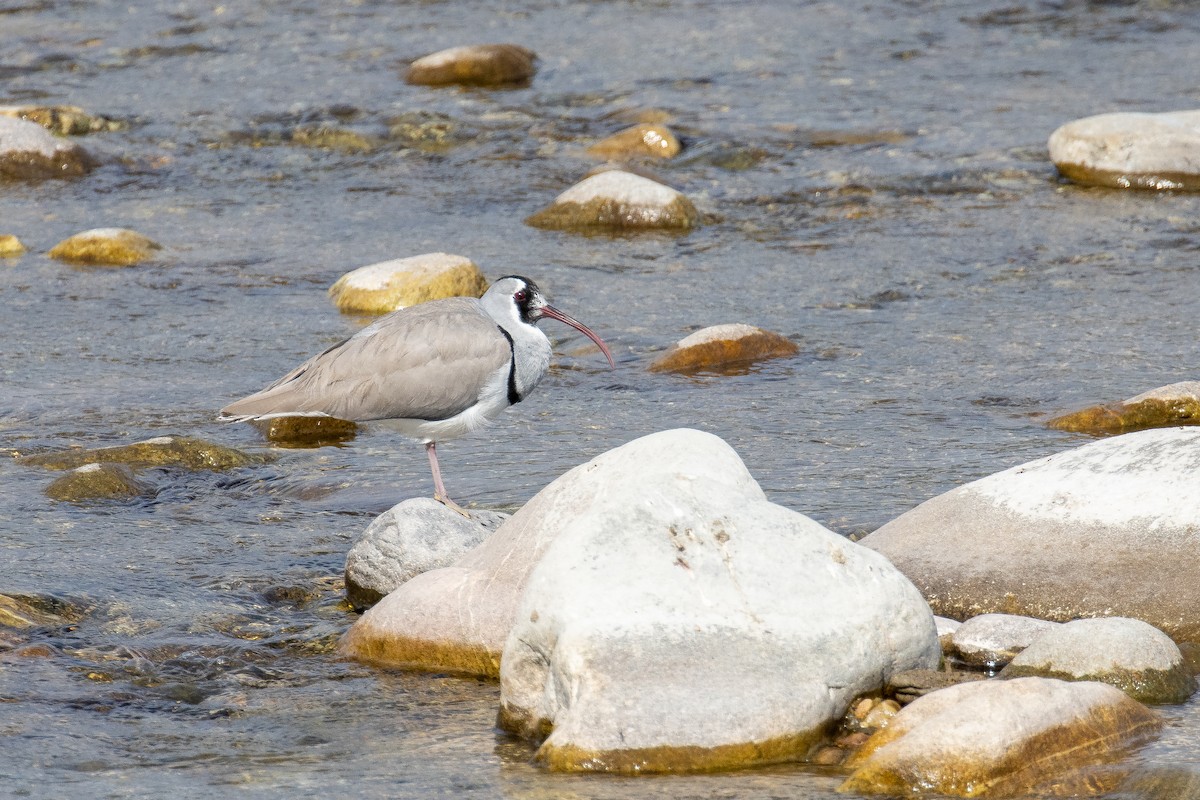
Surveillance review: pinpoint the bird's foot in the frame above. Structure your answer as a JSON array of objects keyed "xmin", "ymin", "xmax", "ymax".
[{"xmin": 434, "ymin": 493, "xmax": 472, "ymax": 519}]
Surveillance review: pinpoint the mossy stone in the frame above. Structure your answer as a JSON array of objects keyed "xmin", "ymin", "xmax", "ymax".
[
  {"xmin": 525, "ymin": 171, "xmax": 699, "ymax": 232},
  {"xmin": 48, "ymin": 228, "xmax": 162, "ymax": 266},
  {"xmin": 328, "ymin": 253, "xmax": 488, "ymax": 314},
  {"xmin": 0, "ymin": 234, "xmax": 25, "ymax": 257},
  {"xmin": 587, "ymin": 124, "xmax": 682, "ymax": 160},
  {"xmin": 405, "ymin": 44, "xmax": 537, "ymax": 87},
  {"xmin": 252, "ymin": 416, "xmax": 358, "ymax": 446},
  {"xmin": 19, "ymin": 435, "xmax": 266, "ymax": 472},
  {"xmin": 290, "ymin": 125, "xmax": 377, "ymax": 153},
  {"xmin": 45, "ymin": 462, "xmax": 154, "ymax": 502},
  {"xmin": 0, "ymin": 105, "xmax": 123, "ymax": 135}
]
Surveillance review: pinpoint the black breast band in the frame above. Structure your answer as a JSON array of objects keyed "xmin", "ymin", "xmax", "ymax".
[{"xmin": 497, "ymin": 327, "xmax": 521, "ymax": 405}]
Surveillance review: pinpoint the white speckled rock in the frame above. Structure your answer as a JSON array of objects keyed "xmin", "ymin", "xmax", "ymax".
[
  {"xmin": 951, "ymin": 613, "xmax": 1061, "ymax": 669},
  {"xmin": 0, "ymin": 116, "xmax": 96, "ymax": 179},
  {"xmin": 841, "ymin": 678, "xmax": 1162, "ymax": 797},
  {"xmin": 343, "ymin": 498, "xmax": 509, "ymax": 611},
  {"xmin": 327, "ymin": 253, "xmax": 488, "ymax": 314},
  {"xmin": 496, "ymin": 429, "xmax": 939, "ymax": 773},
  {"xmin": 48, "ymin": 228, "xmax": 162, "ymax": 266},
  {"xmin": 1001, "ymin": 617, "xmax": 1195, "ymax": 704},
  {"xmin": 1049, "ymin": 110, "xmax": 1200, "ymax": 190},
  {"xmin": 525, "ymin": 170, "xmax": 699, "ymax": 231},
  {"xmin": 650, "ymin": 323, "xmax": 799, "ymax": 373},
  {"xmin": 861, "ymin": 427, "xmax": 1200, "ymax": 640}
]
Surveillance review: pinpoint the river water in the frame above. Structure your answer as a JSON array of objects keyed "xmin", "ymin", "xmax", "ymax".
[{"xmin": 3, "ymin": 0, "xmax": 1200, "ymax": 797}]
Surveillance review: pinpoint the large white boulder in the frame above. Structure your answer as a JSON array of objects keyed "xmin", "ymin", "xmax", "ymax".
[
  {"xmin": 1048, "ymin": 110, "xmax": 1200, "ymax": 190},
  {"xmin": 861, "ymin": 427, "xmax": 1200, "ymax": 641},
  {"xmin": 496, "ymin": 429, "xmax": 939, "ymax": 773}
]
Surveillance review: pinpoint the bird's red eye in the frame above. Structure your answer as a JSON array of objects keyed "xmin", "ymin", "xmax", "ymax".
[{"xmin": 514, "ymin": 290, "xmax": 528, "ymax": 303}]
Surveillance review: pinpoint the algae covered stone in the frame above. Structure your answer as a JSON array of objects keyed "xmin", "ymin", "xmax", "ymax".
[
  {"xmin": 841, "ymin": 677, "xmax": 1162, "ymax": 797},
  {"xmin": 1049, "ymin": 110, "xmax": 1200, "ymax": 191},
  {"xmin": 19, "ymin": 435, "xmax": 265, "ymax": 472},
  {"xmin": 860, "ymin": 427, "xmax": 1200, "ymax": 641},
  {"xmin": 1049, "ymin": 381, "xmax": 1200, "ymax": 435},
  {"xmin": 0, "ymin": 234, "xmax": 25, "ymax": 257},
  {"xmin": 48, "ymin": 228, "xmax": 162, "ymax": 266},
  {"xmin": 496, "ymin": 429, "xmax": 939, "ymax": 773},
  {"xmin": 587, "ymin": 123, "xmax": 682, "ymax": 160},
  {"xmin": 405, "ymin": 44, "xmax": 537, "ymax": 87},
  {"xmin": 650, "ymin": 323, "xmax": 799, "ymax": 374},
  {"xmin": 0, "ymin": 115, "xmax": 96, "ymax": 179},
  {"xmin": 250, "ymin": 416, "xmax": 358, "ymax": 446},
  {"xmin": 0, "ymin": 104, "xmax": 122, "ymax": 136},
  {"xmin": 525, "ymin": 170, "xmax": 699, "ymax": 232},
  {"xmin": 1000, "ymin": 617, "xmax": 1195, "ymax": 705},
  {"xmin": 328, "ymin": 253, "xmax": 488, "ymax": 314},
  {"xmin": 45, "ymin": 463, "xmax": 154, "ymax": 503}
]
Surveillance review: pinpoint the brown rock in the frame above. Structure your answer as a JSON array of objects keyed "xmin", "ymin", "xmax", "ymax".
[
  {"xmin": 328, "ymin": 253, "xmax": 488, "ymax": 314},
  {"xmin": 405, "ymin": 44, "xmax": 537, "ymax": 87},
  {"xmin": 650, "ymin": 323, "xmax": 799, "ymax": 374},
  {"xmin": 1049, "ymin": 381, "xmax": 1200, "ymax": 435},
  {"xmin": 251, "ymin": 416, "xmax": 358, "ymax": 446},
  {"xmin": 45, "ymin": 462, "xmax": 154, "ymax": 502},
  {"xmin": 887, "ymin": 668, "xmax": 987, "ymax": 705},
  {"xmin": 0, "ymin": 104, "xmax": 122, "ymax": 135},
  {"xmin": 18, "ymin": 435, "xmax": 266, "ymax": 472},
  {"xmin": 0, "ymin": 115, "xmax": 97, "ymax": 179},
  {"xmin": 48, "ymin": 228, "xmax": 162, "ymax": 266},
  {"xmin": 525, "ymin": 170, "xmax": 699, "ymax": 232},
  {"xmin": 841, "ymin": 677, "xmax": 1162, "ymax": 797},
  {"xmin": 587, "ymin": 124, "xmax": 682, "ymax": 160},
  {"xmin": 0, "ymin": 234, "xmax": 25, "ymax": 257}
]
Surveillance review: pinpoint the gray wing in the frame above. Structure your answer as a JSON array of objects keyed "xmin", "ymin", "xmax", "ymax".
[{"xmin": 220, "ymin": 298, "xmax": 512, "ymax": 422}]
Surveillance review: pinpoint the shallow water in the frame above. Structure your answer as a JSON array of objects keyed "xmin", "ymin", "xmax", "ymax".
[{"xmin": 3, "ymin": 0, "xmax": 1200, "ymax": 796}]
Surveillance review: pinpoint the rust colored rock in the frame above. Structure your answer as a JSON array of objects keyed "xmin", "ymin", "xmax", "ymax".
[
  {"xmin": 251, "ymin": 416, "xmax": 358, "ymax": 446},
  {"xmin": 48, "ymin": 228, "xmax": 162, "ymax": 266},
  {"xmin": 650, "ymin": 323, "xmax": 799, "ymax": 374},
  {"xmin": 328, "ymin": 253, "xmax": 488, "ymax": 314},
  {"xmin": 405, "ymin": 44, "xmax": 537, "ymax": 87},
  {"xmin": 1049, "ymin": 381, "xmax": 1200, "ymax": 435},
  {"xmin": 587, "ymin": 123, "xmax": 682, "ymax": 160}
]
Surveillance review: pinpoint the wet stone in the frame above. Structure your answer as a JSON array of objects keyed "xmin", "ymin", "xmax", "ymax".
[
  {"xmin": 289, "ymin": 125, "xmax": 377, "ymax": 154},
  {"xmin": 386, "ymin": 111, "xmax": 467, "ymax": 152},
  {"xmin": 250, "ymin": 416, "xmax": 358, "ymax": 446},
  {"xmin": 0, "ymin": 234, "xmax": 25, "ymax": 257},
  {"xmin": 48, "ymin": 228, "xmax": 162, "ymax": 266},
  {"xmin": 328, "ymin": 252, "xmax": 488, "ymax": 314},
  {"xmin": 649, "ymin": 323, "xmax": 799, "ymax": 374},
  {"xmin": 45, "ymin": 462, "xmax": 155, "ymax": 502},
  {"xmin": 0, "ymin": 115, "xmax": 97, "ymax": 180},
  {"xmin": 841, "ymin": 677, "xmax": 1163, "ymax": 798},
  {"xmin": 18, "ymin": 435, "xmax": 267, "ymax": 472},
  {"xmin": 525, "ymin": 170, "xmax": 699, "ymax": 232},
  {"xmin": 1049, "ymin": 110, "xmax": 1200, "ymax": 191},
  {"xmin": 999, "ymin": 617, "xmax": 1196, "ymax": 705},
  {"xmin": 586, "ymin": 123, "xmax": 682, "ymax": 160},
  {"xmin": 1049, "ymin": 380, "xmax": 1200, "ymax": 435},
  {"xmin": 405, "ymin": 44, "xmax": 537, "ymax": 87},
  {"xmin": 0, "ymin": 104, "xmax": 123, "ymax": 135}
]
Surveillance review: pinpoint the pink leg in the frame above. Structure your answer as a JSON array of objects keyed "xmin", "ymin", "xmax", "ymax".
[{"xmin": 426, "ymin": 441, "xmax": 470, "ymax": 517}]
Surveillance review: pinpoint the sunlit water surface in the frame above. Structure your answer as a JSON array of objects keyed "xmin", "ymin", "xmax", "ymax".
[{"xmin": 3, "ymin": 1, "xmax": 1200, "ymax": 797}]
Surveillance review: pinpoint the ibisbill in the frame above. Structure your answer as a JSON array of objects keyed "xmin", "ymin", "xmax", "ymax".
[{"xmin": 220, "ymin": 275, "xmax": 615, "ymax": 515}]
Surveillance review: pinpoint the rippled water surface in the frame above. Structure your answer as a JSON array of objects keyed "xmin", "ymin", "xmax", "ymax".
[{"xmin": 4, "ymin": 0, "xmax": 1200, "ymax": 797}]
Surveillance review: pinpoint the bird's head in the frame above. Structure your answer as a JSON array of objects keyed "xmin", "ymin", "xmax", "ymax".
[{"xmin": 484, "ymin": 275, "xmax": 615, "ymax": 369}]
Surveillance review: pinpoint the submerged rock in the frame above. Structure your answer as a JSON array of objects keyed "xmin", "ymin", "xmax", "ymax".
[
  {"xmin": 45, "ymin": 462, "xmax": 155, "ymax": 502},
  {"xmin": 860, "ymin": 427, "xmax": 1200, "ymax": 641},
  {"xmin": 1049, "ymin": 381, "xmax": 1200, "ymax": 435},
  {"xmin": 1049, "ymin": 110, "xmax": 1200, "ymax": 191},
  {"xmin": 841, "ymin": 677, "xmax": 1162, "ymax": 797},
  {"xmin": 344, "ymin": 498, "xmax": 509, "ymax": 611},
  {"xmin": 494, "ymin": 430, "xmax": 938, "ymax": 773},
  {"xmin": 0, "ymin": 234, "xmax": 25, "ymax": 257},
  {"xmin": 289, "ymin": 125, "xmax": 376, "ymax": 153},
  {"xmin": 405, "ymin": 44, "xmax": 537, "ymax": 87},
  {"xmin": 1000, "ymin": 617, "xmax": 1195, "ymax": 705},
  {"xmin": 649, "ymin": 323, "xmax": 799, "ymax": 374},
  {"xmin": 0, "ymin": 104, "xmax": 123, "ymax": 135},
  {"xmin": 328, "ymin": 253, "xmax": 488, "ymax": 314},
  {"xmin": 0, "ymin": 115, "xmax": 96, "ymax": 179},
  {"xmin": 19, "ymin": 435, "xmax": 265, "ymax": 472},
  {"xmin": 48, "ymin": 228, "xmax": 162, "ymax": 266},
  {"xmin": 525, "ymin": 170, "xmax": 699, "ymax": 232},
  {"xmin": 249, "ymin": 416, "xmax": 358, "ymax": 446},
  {"xmin": 587, "ymin": 123, "xmax": 682, "ymax": 160},
  {"xmin": 951, "ymin": 613, "xmax": 1061, "ymax": 670}
]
